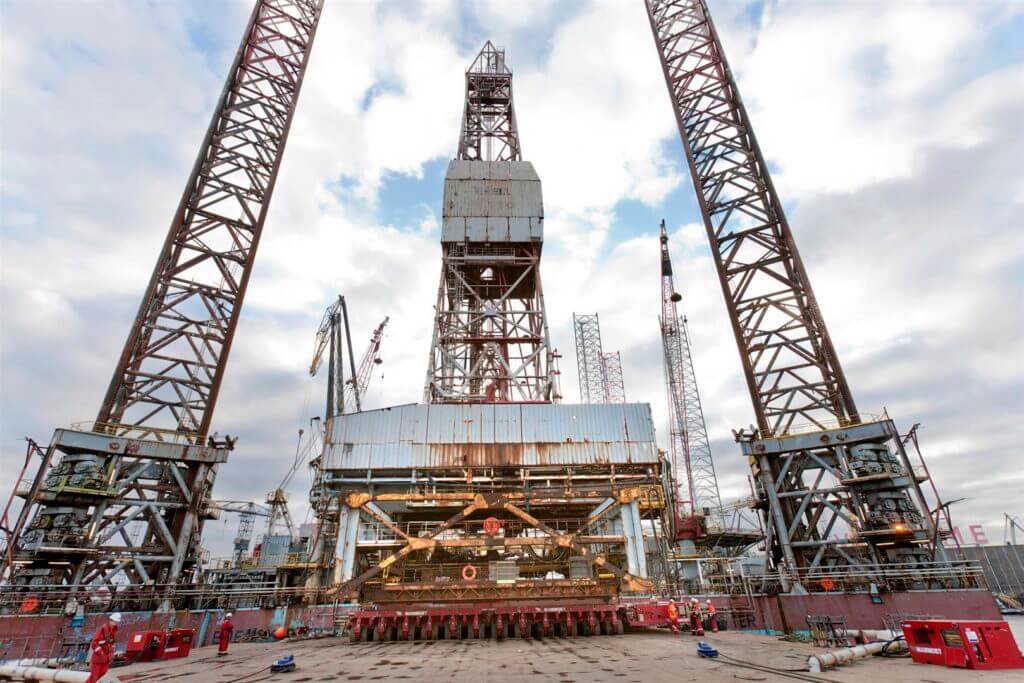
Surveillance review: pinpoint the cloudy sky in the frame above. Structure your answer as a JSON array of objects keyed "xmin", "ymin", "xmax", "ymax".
[{"xmin": 1, "ymin": 0, "xmax": 1022, "ymax": 559}]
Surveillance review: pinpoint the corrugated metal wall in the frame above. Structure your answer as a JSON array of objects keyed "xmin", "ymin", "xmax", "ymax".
[
  {"xmin": 441, "ymin": 160, "xmax": 543, "ymax": 243},
  {"xmin": 324, "ymin": 403, "xmax": 661, "ymax": 470}
]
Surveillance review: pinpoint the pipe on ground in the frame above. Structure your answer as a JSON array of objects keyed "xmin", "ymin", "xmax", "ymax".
[
  {"xmin": 807, "ymin": 639, "xmax": 907, "ymax": 673},
  {"xmin": 0, "ymin": 665, "xmax": 91, "ymax": 682}
]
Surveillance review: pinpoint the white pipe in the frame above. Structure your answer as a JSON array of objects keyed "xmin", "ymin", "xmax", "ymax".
[
  {"xmin": 837, "ymin": 628, "xmax": 899, "ymax": 643},
  {"xmin": 807, "ymin": 639, "xmax": 907, "ymax": 673},
  {"xmin": 0, "ymin": 664, "xmax": 94, "ymax": 682}
]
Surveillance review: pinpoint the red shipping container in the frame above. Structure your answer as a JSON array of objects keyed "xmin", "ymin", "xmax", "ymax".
[
  {"xmin": 902, "ymin": 619, "xmax": 1024, "ymax": 670},
  {"xmin": 125, "ymin": 630, "xmax": 166, "ymax": 663},
  {"xmin": 159, "ymin": 628, "xmax": 195, "ymax": 660}
]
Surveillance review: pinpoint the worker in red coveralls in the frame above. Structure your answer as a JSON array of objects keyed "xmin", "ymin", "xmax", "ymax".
[
  {"xmin": 688, "ymin": 598, "xmax": 704, "ymax": 636},
  {"xmin": 218, "ymin": 612, "xmax": 234, "ymax": 656},
  {"xmin": 87, "ymin": 612, "xmax": 121, "ymax": 683},
  {"xmin": 666, "ymin": 600, "xmax": 681, "ymax": 634},
  {"xmin": 705, "ymin": 600, "xmax": 718, "ymax": 632}
]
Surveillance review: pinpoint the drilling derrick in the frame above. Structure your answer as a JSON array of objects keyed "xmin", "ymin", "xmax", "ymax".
[
  {"xmin": 323, "ymin": 44, "xmax": 666, "ymax": 639},
  {"xmin": 658, "ymin": 221, "xmax": 722, "ymax": 520},
  {"xmin": 425, "ymin": 41, "xmax": 553, "ymax": 403},
  {"xmin": 646, "ymin": 0, "xmax": 956, "ymax": 590},
  {"xmin": 3, "ymin": 0, "xmax": 322, "ymax": 603},
  {"xmin": 573, "ymin": 313, "xmax": 627, "ymax": 404}
]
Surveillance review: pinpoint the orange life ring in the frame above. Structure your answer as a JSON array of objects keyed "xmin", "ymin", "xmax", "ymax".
[
  {"xmin": 820, "ymin": 577, "xmax": 835, "ymax": 591},
  {"xmin": 461, "ymin": 564, "xmax": 478, "ymax": 581},
  {"xmin": 19, "ymin": 596, "xmax": 40, "ymax": 613}
]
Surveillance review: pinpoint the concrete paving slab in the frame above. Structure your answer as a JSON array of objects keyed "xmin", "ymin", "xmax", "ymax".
[{"xmin": 112, "ymin": 630, "xmax": 1024, "ymax": 683}]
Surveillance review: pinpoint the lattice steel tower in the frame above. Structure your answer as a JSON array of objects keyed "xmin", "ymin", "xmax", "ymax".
[
  {"xmin": 573, "ymin": 313, "xmax": 626, "ymax": 404},
  {"xmin": 647, "ymin": 0, "xmax": 947, "ymax": 589},
  {"xmin": 659, "ymin": 221, "xmax": 721, "ymax": 518},
  {"xmin": 425, "ymin": 42, "xmax": 553, "ymax": 403},
  {"xmin": 4, "ymin": 0, "xmax": 323, "ymax": 603}
]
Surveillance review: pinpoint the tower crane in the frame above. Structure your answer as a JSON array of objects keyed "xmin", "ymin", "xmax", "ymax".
[{"xmin": 2, "ymin": 0, "xmax": 322, "ymax": 603}]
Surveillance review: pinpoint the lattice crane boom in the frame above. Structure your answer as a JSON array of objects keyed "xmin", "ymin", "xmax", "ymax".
[
  {"xmin": 6, "ymin": 0, "xmax": 323, "ymax": 599},
  {"xmin": 344, "ymin": 316, "xmax": 389, "ymax": 414},
  {"xmin": 97, "ymin": 0, "xmax": 324, "ymax": 443},
  {"xmin": 646, "ymin": 0, "xmax": 946, "ymax": 584},
  {"xmin": 658, "ymin": 220, "xmax": 722, "ymax": 518}
]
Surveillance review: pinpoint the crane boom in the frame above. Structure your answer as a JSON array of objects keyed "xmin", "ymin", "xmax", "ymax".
[
  {"xmin": 658, "ymin": 220, "xmax": 721, "ymax": 519},
  {"xmin": 98, "ymin": 0, "xmax": 324, "ymax": 443},
  {"xmin": 5, "ymin": 0, "xmax": 323, "ymax": 600},
  {"xmin": 344, "ymin": 317, "xmax": 389, "ymax": 414},
  {"xmin": 647, "ymin": 0, "xmax": 947, "ymax": 586}
]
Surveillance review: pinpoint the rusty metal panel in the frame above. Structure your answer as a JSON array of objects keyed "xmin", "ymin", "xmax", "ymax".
[
  {"xmin": 509, "ymin": 161, "xmax": 539, "ymax": 181},
  {"xmin": 323, "ymin": 441, "xmax": 656, "ymax": 470},
  {"xmin": 531, "ymin": 217, "xmax": 544, "ymax": 239},
  {"xmin": 426, "ymin": 404, "xmax": 457, "ymax": 443},
  {"xmin": 398, "ymin": 403, "xmax": 428, "ymax": 443},
  {"xmin": 509, "ymin": 181, "xmax": 542, "ymax": 217},
  {"xmin": 490, "ymin": 161, "xmax": 511, "ymax": 180},
  {"xmin": 452, "ymin": 404, "xmax": 487, "ymax": 442},
  {"xmin": 623, "ymin": 403, "xmax": 657, "ymax": 442},
  {"xmin": 469, "ymin": 160, "xmax": 489, "ymax": 180},
  {"xmin": 466, "ymin": 217, "xmax": 488, "ymax": 240},
  {"xmin": 493, "ymin": 404, "xmax": 522, "ymax": 443},
  {"xmin": 441, "ymin": 217, "xmax": 465, "ymax": 242},
  {"xmin": 487, "ymin": 217, "xmax": 509, "ymax": 241},
  {"xmin": 447, "ymin": 159, "xmax": 472, "ymax": 180},
  {"xmin": 509, "ymin": 217, "xmax": 530, "ymax": 242},
  {"xmin": 325, "ymin": 403, "xmax": 660, "ymax": 470}
]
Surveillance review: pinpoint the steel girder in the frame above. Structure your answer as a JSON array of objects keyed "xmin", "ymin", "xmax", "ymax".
[
  {"xmin": 658, "ymin": 221, "xmax": 722, "ymax": 518},
  {"xmin": 10, "ymin": 0, "xmax": 322, "ymax": 603},
  {"xmin": 329, "ymin": 490, "xmax": 653, "ymax": 601}
]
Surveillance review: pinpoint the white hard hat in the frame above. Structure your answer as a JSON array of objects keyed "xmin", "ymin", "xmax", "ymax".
[
  {"xmin": 109, "ymin": 612, "xmax": 122, "ymax": 623},
  {"xmin": 226, "ymin": 612, "xmax": 233, "ymax": 618}
]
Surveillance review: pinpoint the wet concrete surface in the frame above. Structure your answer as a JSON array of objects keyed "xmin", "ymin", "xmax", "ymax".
[{"xmin": 113, "ymin": 629, "xmax": 1024, "ymax": 682}]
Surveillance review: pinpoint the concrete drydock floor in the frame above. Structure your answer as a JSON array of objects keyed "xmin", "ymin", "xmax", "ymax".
[{"xmin": 112, "ymin": 629, "xmax": 1024, "ymax": 683}]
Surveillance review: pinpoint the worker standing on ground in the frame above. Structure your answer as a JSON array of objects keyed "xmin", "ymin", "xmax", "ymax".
[
  {"xmin": 666, "ymin": 599, "xmax": 680, "ymax": 634},
  {"xmin": 706, "ymin": 599, "xmax": 718, "ymax": 632},
  {"xmin": 86, "ymin": 612, "xmax": 121, "ymax": 683},
  {"xmin": 218, "ymin": 612, "xmax": 235, "ymax": 656},
  {"xmin": 688, "ymin": 598, "xmax": 704, "ymax": 636}
]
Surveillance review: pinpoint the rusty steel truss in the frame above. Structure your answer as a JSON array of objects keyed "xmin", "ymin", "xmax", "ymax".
[
  {"xmin": 658, "ymin": 220, "xmax": 722, "ymax": 519},
  {"xmin": 457, "ymin": 40, "xmax": 521, "ymax": 163},
  {"xmin": 5, "ymin": 0, "xmax": 322, "ymax": 603},
  {"xmin": 646, "ymin": 0, "xmax": 950, "ymax": 588}
]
